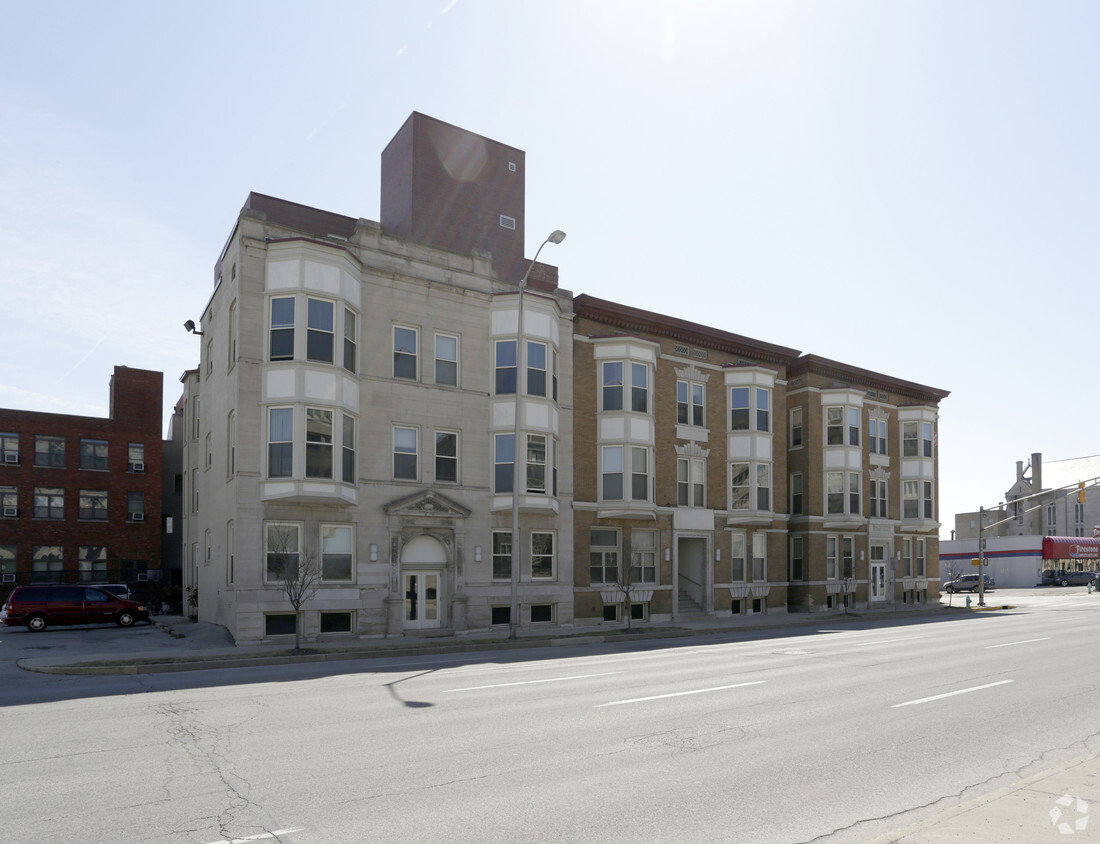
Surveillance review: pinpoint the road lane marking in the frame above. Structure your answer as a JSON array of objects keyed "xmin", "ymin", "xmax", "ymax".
[
  {"xmin": 986, "ymin": 637, "xmax": 1051, "ymax": 649},
  {"xmin": 892, "ymin": 679, "xmax": 1013, "ymax": 708},
  {"xmin": 206, "ymin": 829, "xmax": 305, "ymax": 844},
  {"xmin": 847, "ymin": 636, "xmax": 925, "ymax": 647},
  {"xmin": 444, "ymin": 671, "xmax": 621, "ymax": 692},
  {"xmin": 597, "ymin": 680, "xmax": 766, "ymax": 707}
]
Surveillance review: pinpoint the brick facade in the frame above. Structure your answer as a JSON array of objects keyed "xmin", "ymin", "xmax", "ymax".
[{"xmin": 0, "ymin": 366, "xmax": 164, "ymax": 595}]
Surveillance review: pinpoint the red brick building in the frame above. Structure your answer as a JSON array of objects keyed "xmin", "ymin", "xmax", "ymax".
[{"xmin": 0, "ymin": 366, "xmax": 164, "ymax": 591}]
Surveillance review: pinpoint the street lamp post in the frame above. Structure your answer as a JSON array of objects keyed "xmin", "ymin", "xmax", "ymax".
[{"xmin": 510, "ymin": 229, "xmax": 566, "ymax": 640}]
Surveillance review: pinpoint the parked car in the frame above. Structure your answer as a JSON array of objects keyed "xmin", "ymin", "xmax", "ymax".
[
  {"xmin": 943, "ymin": 574, "xmax": 995, "ymax": 593},
  {"xmin": 0, "ymin": 585, "xmax": 149, "ymax": 632},
  {"xmin": 90, "ymin": 583, "xmax": 133, "ymax": 601},
  {"xmin": 1049, "ymin": 570, "xmax": 1097, "ymax": 587}
]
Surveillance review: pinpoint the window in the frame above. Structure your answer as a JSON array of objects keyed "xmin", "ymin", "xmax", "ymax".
[
  {"xmin": 902, "ymin": 481, "xmax": 923, "ymax": 520},
  {"xmin": 129, "ymin": 442, "xmax": 145, "ymax": 472},
  {"xmin": 320, "ymin": 612, "xmax": 353, "ymax": 633},
  {"xmin": 321, "ymin": 525, "xmax": 353, "ymax": 581},
  {"xmin": 757, "ymin": 464, "xmax": 771, "ymax": 511},
  {"xmin": 530, "ymin": 604, "xmax": 553, "ymax": 623},
  {"xmin": 677, "ymin": 380, "xmax": 705, "ymax": 427},
  {"xmin": 491, "ymin": 606, "xmax": 511, "ymax": 625},
  {"xmin": 869, "ymin": 417, "xmax": 887, "ymax": 455},
  {"xmin": 730, "ymin": 387, "xmax": 770, "ymax": 432},
  {"xmin": 1, "ymin": 432, "xmax": 19, "ymax": 463},
  {"xmin": 305, "ymin": 408, "xmax": 333, "ymax": 479},
  {"xmin": 494, "ymin": 433, "xmax": 514, "ymax": 493},
  {"xmin": 842, "ymin": 537, "xmax": 855, "ymax": 579},
  {"xmin": 527, "ymin": 434, "xmax": 546, "ymax": 493},
  {"xmin": 435, "ymin": 431, "xmax": 458, "ymax": 483},
  {"xmin": 632, "ymin": 447, "xmax": 649, "ymax": 501},
  {"xmin": 552, "ymin": 349, "xmax": 559, "ymax": 402},
  {"xmin": 731, "ymin": 533, "xmax": 746, "ymax": 581},
  {"xmin": 903, "ymin": 421, "xmax": 934, "ymax": 457},
  {"xmin": 870, "ymin": 479, "xmax": 887, "ymax": 518},
  {"xmin": 193, "ymin": 399, "xmax": 201, "ymax": 440},
  {"xmin": 631, "ymin": 363, "xmax": 648, "ymax": 413},
  {"xmin": 602, "ymin": 362, "xmax": 623, "ymax": 411},
  {"xmin": 435, "ymin": 333, "xmax": 458, "ymax": 386},
  {"xmin": 342, "ymin": 415, "xmax": 356, "ymax": 483},
  {"xmin": 827, "ymin": 471, "xmax": 860, "ymax": 516},
  {"xmin": 228, "ymin": 300, "xmax": 238, "ymax": 370},
  {"xmin": 752, "ymin": 533, "xmax": 766, "ymax": 581},
  {"xmin": 531, "ymin": 532, "xmax": 554, "ymax": 578},
  {"xmin": 268, "ymin": 408, "xmax": 293, "ymax": 478},
  {"xmin": 915, "ymin": 538, "xmax": 926, "ymax": 576},
  {"xmin": 499, "ymin": 214, "xmax": 516, "ymax": 229},
  {"xmin": 343, "ymin": 308, "xmax": 357, "ymax": 373},
  {"xmin": 32, "ymin": 546, "xmax": 63, "ymax": 583},
  {"xmin": 265, "ymin": 614, "xmax": 297, "ymax": 636},
  {"xmin": 1, "ymin": 485, "xmax": 16, "ymax": 517},
  {"xmin": 393, "ymin": 427, "xmax": 418, "ymax": 480},
  {"xmin": 790, "ymin": 473, "xmax": 803, "ymax": 515},
  {"xmin": 903, "ymin": 538, "xmax": 913, "ymax": 577},
  {"xmin": 35, "ymin": 435, "xmax": 65, "ymax": 468},
  {"xmin": 306, "ymin": 298, "xmax": 334, "ymax": 363},
  {"xmin": 790, "ymin": 536, "xmax": 804, "ymax": 581},
  {"xmin": 677, "ymin": 457, "xmax": 706, "ymax": 507},
  {"xmin": 393, "ymin": 325, "xmax": 418, "ymax": 380},
  {"xmin": 631, "ymin": 529, "xmax": 658, "ymax": 583},
  {"xmin": 589, "ymin": 529, "xmax": 619, "ymax": 584},
  {"xmin": 78, "ymin": 490, "xmax": 108, "ymax": 521},
  {"xmin": 205, "ymin": 433, "xmax": 212, "ymax": 469},
  {"xmin": 227, "ymin": 520, "xmax": 235, "ymax": 585},
  {"xmin": 0, "ymin": 545, "xmax": 15, "ymax": 581},
  {"xmin": 227, "ymin": 414, "xmax": 236, "ymax": 477},
  {"xmin": 923, "ymin": 481, "xmax": 934, "ymax": 519},
  {"xmin": 495, "ymin": 340, "xmax": 517, "ymax": 394},
  {"xmin": 265, "ymin": 523, "xmax": 300, "ymax": 582},
  {"xmin": 78, "ymin": 546, "xmax": 107, "ymax": 582},
  {"xmin": 826, "ymin": 408, "xmax": 844, "ymax": 445},
  {"xmin": 527, "ymin": 341, "xmax": 547, "ymax": 397},
  {"xmin": 602, "ymin": 446, "xmax": 623, "ymax": 500},
  {"xmin": 790, "ymin": 407, "xmax": 803, "ymax": 448},
  {"xmin": 848, "ymin": 408, "xmax": 860, "ymax": 447},
  {"xmin": 492, "ymin": 531, "xmax": 512, "ymax": 580},
  {"xmin": 128, "ymin": 492, "xmax": 145, "ymax": 521},
  {"xmin": 191, "ymin": 469, "xmax": 198, "ymax": 512},
  {"xmin": 270, "ymin": 297, "xmax": 295, "ymax": 360},
  {"xmin": 34, "ymin": 487, "xmax": 64, "ymax": 519},
  {"xmin": 826, "ymin": 537, "xmax": 838, "ymax": 580},
  {"xmin": 730, "ymin": 463, "xmax": 750, "ymax": 510}
]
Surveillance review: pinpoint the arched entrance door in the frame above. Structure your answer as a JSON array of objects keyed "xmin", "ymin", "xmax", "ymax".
[{"xmin": 401, "ymin": 535, "xmax": 447, "ymax": 630}]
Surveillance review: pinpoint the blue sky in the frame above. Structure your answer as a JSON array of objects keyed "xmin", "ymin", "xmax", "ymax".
[{"xmin": 2, "ymin": 1, "xmax": 1098, "ymax": 537}]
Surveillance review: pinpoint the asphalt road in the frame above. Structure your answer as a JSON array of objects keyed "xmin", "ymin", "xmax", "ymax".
[{"xmin": 3, "ymin": 589, "xmax": 1100, "ymax": 843}]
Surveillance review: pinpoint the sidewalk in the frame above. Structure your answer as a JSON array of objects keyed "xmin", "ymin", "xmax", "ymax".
[{"xmin": 19, "ymin": 601, "xmax": 962, "ymax": 676}]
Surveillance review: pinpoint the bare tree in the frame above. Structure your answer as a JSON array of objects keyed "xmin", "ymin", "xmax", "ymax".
[
  {"xmin": 267, "ymin": 525, "xmax": 322, "ymax": 653},
  {"xmin": 610, "ymin": 540, "xmax": 637, "ymax": 632}
]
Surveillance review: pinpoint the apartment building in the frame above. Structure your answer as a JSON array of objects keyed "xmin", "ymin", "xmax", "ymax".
[
  {"xmin": 0, "ymin": 366, "xmax": 164, "ymax": 590},
  {"xmin": 182, "ymin": 114, "xmax": 574, "ymax": 643},
  {"xmin": 570, "ymin": 300, "xmax": 949, "ymax": 625},
  {"xmin": 182, "ymin": 112, "xmax": 950, "ymax": 643}
]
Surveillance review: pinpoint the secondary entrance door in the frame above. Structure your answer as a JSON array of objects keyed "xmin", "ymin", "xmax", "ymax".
[
  {"xmin": 404, "ymin": 572, "xmax": 440, "ymax": 629},
  {"xmin": 870, "ymin": 544, "xmax": 888, "ymax": 602}
]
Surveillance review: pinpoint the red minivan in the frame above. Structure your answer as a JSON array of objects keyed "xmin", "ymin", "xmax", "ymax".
[{"xmin": 1, "ymin": 585, "xmax": 149, "ymax": 632}]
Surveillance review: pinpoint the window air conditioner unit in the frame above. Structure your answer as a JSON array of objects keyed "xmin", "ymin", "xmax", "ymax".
[
  {"xmin": 2, "ymin": 574, "xmax": 14, "ymax": 583},
  {"xmin": 131, "ymin": 512, "xmax": 145, "ymax": 522},
  {"xmin": 2, "ymin": 507, "xmax": 16, "ymax": 518},
  {"xmin": 4, "ymin": 453, "xmax": 18, "ymax": 464},
  {"xmin": 130, "ymin": 461, "xmax": 145, "ymax": 472},
  {"xmin": 137, "ymin": 573, "xmax": 149, "ymax": 581}
]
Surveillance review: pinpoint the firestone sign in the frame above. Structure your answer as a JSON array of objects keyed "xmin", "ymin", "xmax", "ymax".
[
  {"xmin": 1043, "ymin": 536, "xmax": 1100, "ymax": 560},
  {"xmin": 1070, "ymin": 545, "xmax": 1100, "ymax": 559}
]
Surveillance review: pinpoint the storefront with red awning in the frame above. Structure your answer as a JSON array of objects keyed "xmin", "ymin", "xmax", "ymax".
[{"xmin": 1041, "ymin": 536, "xmax": 1100, "ymax": 563}]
